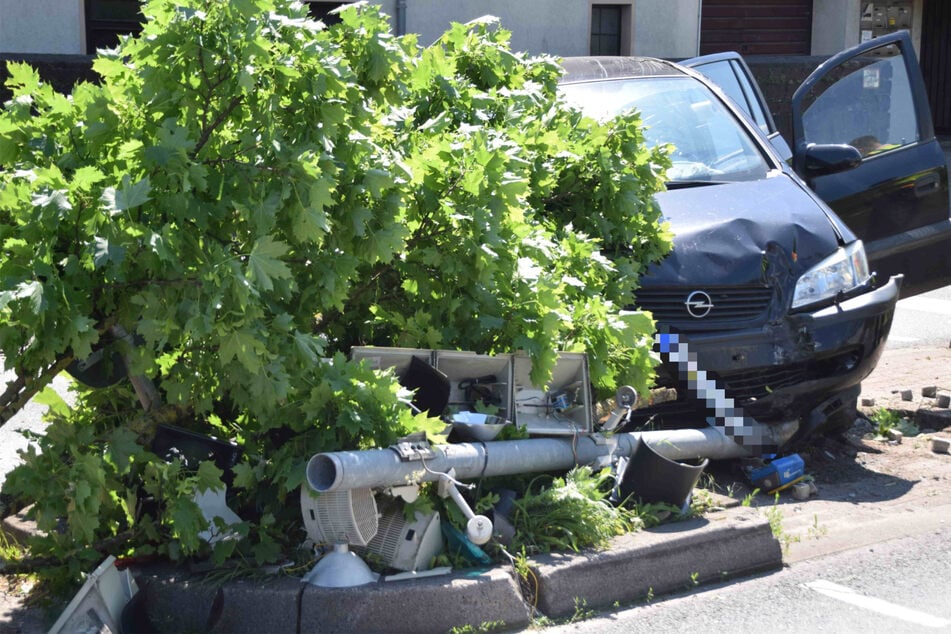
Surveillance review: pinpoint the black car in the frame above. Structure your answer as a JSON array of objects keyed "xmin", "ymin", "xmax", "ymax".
[{"xmin": 559, "ymin": 31, "xmax": 951, "ymax": 446}]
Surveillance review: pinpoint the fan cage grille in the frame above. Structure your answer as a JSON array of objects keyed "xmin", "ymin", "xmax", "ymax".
[{"xmin": 310, "ymin": 488, "xmax": 378, "ymax": 547}]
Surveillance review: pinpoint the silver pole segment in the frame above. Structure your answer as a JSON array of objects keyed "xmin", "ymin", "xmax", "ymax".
[{"xmin": 306, "ymin": 423, "xmax": 797, "ymax": 493}]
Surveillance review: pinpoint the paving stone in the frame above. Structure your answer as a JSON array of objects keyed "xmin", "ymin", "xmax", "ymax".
[{"xmin": 931, "ymin": 436, "xmax": 951, "ymax": 454}]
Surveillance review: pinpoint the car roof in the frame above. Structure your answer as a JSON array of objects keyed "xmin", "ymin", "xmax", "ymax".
[{"xmin": 559, "ymin": 56, "xmax": 687, "ymax": 84}]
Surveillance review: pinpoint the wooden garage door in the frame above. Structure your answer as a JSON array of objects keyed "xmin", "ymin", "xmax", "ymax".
[
  {"xmin": 921, "ymin": 0, "xmax": 951, "ymax": 134},
  {"xmin": 700, "ymin": 0, "xmax": 813, "ymax": 56}
]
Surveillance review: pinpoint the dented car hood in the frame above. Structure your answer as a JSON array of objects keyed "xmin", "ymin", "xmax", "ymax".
[{"xmin": 646, "ymin": 172, "xmax": 848, "ymax": 287}]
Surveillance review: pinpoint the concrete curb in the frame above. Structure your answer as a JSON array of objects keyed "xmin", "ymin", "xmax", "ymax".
[
  {"xmin": 530, "ymin": 506, "xmax": 781, "ymax": 619},
  {"xmin": 300, "ymin": 567, "xmax": 531, "ymax": 633},
  {"xmin": 127, "ymin": 504, "xmax": 781, "ymax": 632}
]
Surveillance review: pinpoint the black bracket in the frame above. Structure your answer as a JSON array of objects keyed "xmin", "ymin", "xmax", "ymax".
[{"xmin": 391, "ymin": 432, "xmax": 436, "ymax": 462}]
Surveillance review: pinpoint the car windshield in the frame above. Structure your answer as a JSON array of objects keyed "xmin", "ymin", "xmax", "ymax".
[{"xmin": 560, "ymin": 76, "xmax": 770, "ymax": 184}]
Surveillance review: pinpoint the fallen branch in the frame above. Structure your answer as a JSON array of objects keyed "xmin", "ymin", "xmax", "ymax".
[{"xmin": 0, "ymin": 355, "xmax": 75, "ymax": 428}]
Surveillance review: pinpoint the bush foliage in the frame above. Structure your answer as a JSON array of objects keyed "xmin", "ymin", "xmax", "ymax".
[{"xmin": 0, "ymin": 0, "xmax": 670, "ymax": 581}]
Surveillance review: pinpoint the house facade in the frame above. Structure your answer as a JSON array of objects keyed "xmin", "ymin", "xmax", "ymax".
[
  {"xmin": 0, "ymin": 1, "xmax": 928, "ymax": 58},
  {"xmin": 1, "ymin": 1, "xmax": 947, "ymax": 130}
]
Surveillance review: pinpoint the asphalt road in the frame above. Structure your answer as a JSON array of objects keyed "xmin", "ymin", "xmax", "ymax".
[
  {"xmin": 887, "ymin": 285, "xmax": 951, "ymax": 349},
  {"xmin": 543, "ymin": 527, "xmax": 951, "ymax": 633}
]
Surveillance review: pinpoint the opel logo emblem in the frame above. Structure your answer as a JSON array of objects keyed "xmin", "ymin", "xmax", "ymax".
[{"xmin": 685, "ymin": 290, "xmax": 714, "ymax": 318}]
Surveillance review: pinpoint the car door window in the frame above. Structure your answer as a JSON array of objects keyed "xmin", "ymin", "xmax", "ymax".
[
  {"xmin": 799, "ymin": 44, "xmax": 918, "ymax": 157},
  {"xmin": 691, "ymin": 60, "xmax": 770, "ymax": 134}
]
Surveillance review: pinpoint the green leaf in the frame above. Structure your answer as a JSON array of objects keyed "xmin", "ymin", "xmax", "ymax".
[
  {"xmin": 101, "ymin": 175, "xmax": 151, "ymax": 215},
  {"xmin": 71, "ymin": 166, "xmax": 106, "ymax": 191},
  {"xmin": 293, "ymin": 331, "xmax": 325, "ymax": 364},
  {"xmin": 5, "ymin": 62, "xmax": 40, "ymax": 93},
  {"xmin": 33, "ymin": 386, "xmax": 70, "ymax": 418},
  {"xmin": 69, "ymin": 314, "xmax": 99, "ymax": 360},
  {"xmin": 13, "ymin": 281, "xmax": 44, "ymax": 313},
  {"xmin": 195, "ymin": 461, "xmax": 224, "ymax": 493},
  {"xmin": 32, "ymin": 189, "xmax": 72, "ymax": 213},
  {"xmin": 93, "ymin": 236, "xmax": 126, "ymax": 268},
  {"xmin": 107, "ymin": 428, "xmax": 142, "ymax": 474},
  {"xmin": 246, "ymin": 236, "xmax": 292, "ymax": 292},
  {"xmin": 220, "ymin": 329, "xmax": 264, "ymax": 373},
  {"xmin": 168, "ymin": 496, "xmax": 203, "ymax": 554},
  {"xmin": 232, "ymin": 463, "xmax": 257, "ymax": 490},
  {"xmin": 363, "ymin": 168, "xmax": 393, "ymax": 197}
]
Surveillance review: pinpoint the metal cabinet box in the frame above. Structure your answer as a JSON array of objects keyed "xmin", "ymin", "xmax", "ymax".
[
  {"xmin": 349, "ymin": 347, "xmax": 593, "ymax": 437},
  {"xmin": 513, "ymin": 352, "xmax": 593, "ymax": 436},
  {"xmin": 434, "ymin": 350, "xmax": 514, "ymax": 422}
]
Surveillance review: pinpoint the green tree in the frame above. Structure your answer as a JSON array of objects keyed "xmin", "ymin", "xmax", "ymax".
[{"xmin": 0, "ymin": 0, "xmax": 670, "ymax": 581}]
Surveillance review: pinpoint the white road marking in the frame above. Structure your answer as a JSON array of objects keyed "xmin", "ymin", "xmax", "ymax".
[
  {"xmin": 897, "ymin": 296, "xmax": 951, "ymax": 316},
  {"xmin": 802, "ymin": 580, "xmax": 951, "ymax": 628}
]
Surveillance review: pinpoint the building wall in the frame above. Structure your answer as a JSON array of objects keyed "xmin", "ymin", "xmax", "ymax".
[
  {"xmin": 813, "ymin": 0, "xmax": 923, "ymax": 56},
  {"xmin": 634, "ymin": 0, "xmax": 701, "ymax": 57},
  {"xmin": 812, "ymin": 0, "xmax": 860, "ymax": 54},
  {"xmin": 0, "ymin": 1, "xmax": 927, "ymax": 61},
  {"xmin": 403, "ymin": 0, "xmax": 594, "ymax": 55},
  {"xmin": 0, "ymin": 0, "xmax": 84, "ymax": 55}
]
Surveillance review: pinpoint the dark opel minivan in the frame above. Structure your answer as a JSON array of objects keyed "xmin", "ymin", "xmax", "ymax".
[{"xmin": 559, "ymin": 31, "xmax": 951, "ymax": 445}]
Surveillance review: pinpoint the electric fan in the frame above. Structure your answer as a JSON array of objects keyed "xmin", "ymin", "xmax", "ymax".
[
  {"xmin": 356, "ymin": 496, "xmax": 443, "ymax": 573},
  {"xmin": 300, "ymin": 486, "xmax": 379, "ymax": 547},
  {"xmin": 300, "ymin": 487, "xmax": 380, "ymax": 587}
]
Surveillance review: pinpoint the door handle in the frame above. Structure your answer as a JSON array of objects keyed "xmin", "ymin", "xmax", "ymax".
[{"xmin": 913, "ymin": 173, "xmax": 941, "ymax": 198}]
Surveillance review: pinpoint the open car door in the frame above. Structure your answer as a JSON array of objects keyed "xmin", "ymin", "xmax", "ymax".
[
  {"xmin": 687, "ymin": 32, "xmax": 951, "ymax": 298},
  {"xmin": 790, "ymin": 30, "xmax": 951, "ymax": 297}
]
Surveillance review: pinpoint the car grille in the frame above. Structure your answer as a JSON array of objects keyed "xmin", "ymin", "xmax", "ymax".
[
  {"xmin": 625, "ymin": 362, "xmax": 809, "ymax": 429},
  {"xmin": 634, "ymin": 285, "xmax": 773, "ymax": 327},
  {"xmin": 719, "ymin": 364, "xmax": 809, "ymax": 401}
]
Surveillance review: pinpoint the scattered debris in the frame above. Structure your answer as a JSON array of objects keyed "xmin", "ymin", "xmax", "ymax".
[
  {"xmin": 745, "ymin": 454, "xmax": 805, "ymax": 493},
  {"xmin": 922, "ymin": 386, "xmax": 937, "ymax": 398},
  {"xmin": 900, "ymin": 389, "xmax": 913, "ymax": 401},
  {"xmin": 936, "ymin": 394, "xmax": 950, "ymax": 409},
  {"xmin": 861, "ymin": 397, "xmax": 876, "ymax": 407},
  {"xmin": 48, "ymin": 556, "xmax": 137, "ymax": 634}
]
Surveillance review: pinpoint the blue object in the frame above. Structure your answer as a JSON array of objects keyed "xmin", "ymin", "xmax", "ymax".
[
  {"xmin": 748, "ymin": 454, "xmax": 805, "ymax": 492},
  {"xmin": 441, "ymin": 521, "xmax": 491, "ymax": 566}
]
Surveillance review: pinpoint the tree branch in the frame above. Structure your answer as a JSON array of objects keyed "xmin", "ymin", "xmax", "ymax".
[
  {"xmin": 191, "ymin": 95, "xmax": 244, "ymax": 160},
  {"xmin": 0, "ymin": 355, "xmax": 75, "ymax": 428}
]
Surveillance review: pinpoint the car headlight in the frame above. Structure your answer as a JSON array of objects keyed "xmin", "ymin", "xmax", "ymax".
[{"xmin": 792, "ymin": 241, "xmax": 870, "ymax": 309}]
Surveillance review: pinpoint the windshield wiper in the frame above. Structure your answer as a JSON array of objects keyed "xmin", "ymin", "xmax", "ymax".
[{"xmin": 665, "ymin": 180, "xmax": 729, "ymax": 189}]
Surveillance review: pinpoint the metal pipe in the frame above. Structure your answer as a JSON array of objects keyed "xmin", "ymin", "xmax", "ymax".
[{"xmin": 306, "ymin": 422, "xmax": 798, "ymax": 493}]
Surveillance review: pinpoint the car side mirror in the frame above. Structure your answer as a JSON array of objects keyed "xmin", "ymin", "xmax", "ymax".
[{"xmin": 801, "ymin": 143, "xmax": 862, "ymax": 178}]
